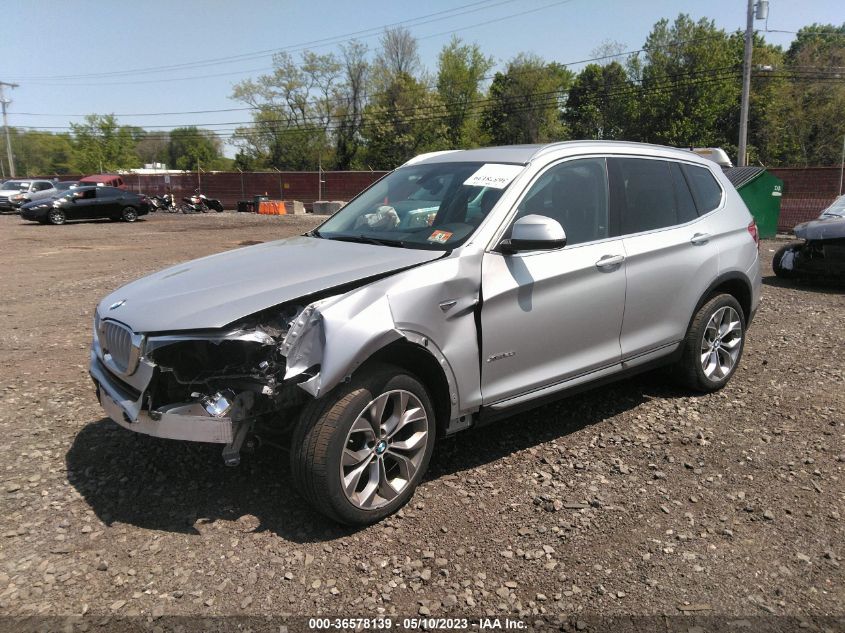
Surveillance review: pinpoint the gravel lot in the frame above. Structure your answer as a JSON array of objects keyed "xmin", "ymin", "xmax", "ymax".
[{"xmin": 0, "ymin": 212, "xmax": 842, "ymax": 630}]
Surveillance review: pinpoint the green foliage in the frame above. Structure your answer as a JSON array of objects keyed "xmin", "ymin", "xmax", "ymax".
[
  {"xmin": 636, "ymin": 15, "xmax": 741, "ymax": 148},
  {"xmin": 564, "ymin": 62, "xmax": 634, "ymax": 140},
  {"xmin": 69, "ymin": 114, "xmax": 139, "ymax": 172},
  {"xmin": 7, "ymin": 129, "xmax": 75, "ymax": 176},
  {"xmin": 436, "ymin": 37, "xmax": 494, "ymax": 147},
  {"xmin": 361, "ymin": 73, "xmax": 449, "ymax": 169},
  {"xmin": 167, "ymin": 127, "xmax": 223, "ymax": 171},
  {"xmin": 481, "ymin": 54, "xmax": 573, "ymax": 145},
  {"xmin": 765, "ymin": 23, "xmax": 845, "ymax": 166}
]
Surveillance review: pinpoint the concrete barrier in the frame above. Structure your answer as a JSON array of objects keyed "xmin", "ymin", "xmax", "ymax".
[{"xmin": 312, "ymin": 200, "xmax": 345, "ymax": 215}]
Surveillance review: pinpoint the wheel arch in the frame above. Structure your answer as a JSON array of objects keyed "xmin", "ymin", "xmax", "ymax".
[
  {"xmin": 690, "ymin": 271, "xmax": 753, "ymax": 328},
  {"xmin": 365, "ymin": 336, "xmax": 456, "ymax": 437}
]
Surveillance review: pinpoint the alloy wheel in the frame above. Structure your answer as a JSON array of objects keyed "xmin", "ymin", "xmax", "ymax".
[
  {"xmin": 340, "ymin": 389, "xmax": 429, "ymax": 510},
  {"xmin": 700, "ymin": 306, "xmax": 742, "ymax": 380},
  {"xmin": 48, "ymin": 209, "xmax": 65, "ymax": 225}
]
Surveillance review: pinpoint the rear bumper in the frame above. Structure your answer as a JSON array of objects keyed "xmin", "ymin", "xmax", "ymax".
[{"xmin": 90, "ymin": 349, "xmax": 234, "ymax": 444}]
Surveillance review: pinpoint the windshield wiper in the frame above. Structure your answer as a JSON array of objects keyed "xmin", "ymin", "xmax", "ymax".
[{"xmin": 325, "ymin": 234, "xmax": 408, "ymax": 248}]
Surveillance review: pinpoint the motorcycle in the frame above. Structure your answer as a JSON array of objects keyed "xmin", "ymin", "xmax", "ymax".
[
  {"xmin": 181, "ymin": 191, "xmax": 224, "ymax": 213},
  {"xmin": 149, "ymin": 193, "xmax": 178, "ymax": 213}
]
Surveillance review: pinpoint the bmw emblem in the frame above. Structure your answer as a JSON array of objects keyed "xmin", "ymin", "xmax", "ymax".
[{"xmin": 108, "ymin": 299, "xmax": 126, "ymax": 311}]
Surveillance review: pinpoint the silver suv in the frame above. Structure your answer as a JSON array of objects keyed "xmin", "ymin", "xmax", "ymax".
[
  {"xmin": 0, "ymin": 179, "xmax": 57, "ymax": 212},
  {"xmin": 90, "ymin": 141, "xmax": 761, "ymax": 524}
]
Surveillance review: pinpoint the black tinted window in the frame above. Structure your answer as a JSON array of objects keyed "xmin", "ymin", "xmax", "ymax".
[
  {"xmin": 683, "ymin": 164, "xmax": 722, "ymax": 213},
  {"xmin": 515, "ymin": 158, "xmax": 609, "ymax": 246},
  {"xmin": 611, "ymin": 158, "xmax": 679, "ymax": 234},
  {"xmin": 670, "ymin": 162, "xmax": 698, "ymax": 223}
]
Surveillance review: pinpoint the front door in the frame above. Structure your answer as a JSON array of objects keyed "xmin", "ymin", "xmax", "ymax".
[{"xmin": 480, "ymin": 157, "xmax": 627, "ymax": 405}]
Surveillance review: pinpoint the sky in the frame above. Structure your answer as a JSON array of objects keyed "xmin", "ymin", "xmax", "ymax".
[{"xmin": 1, "ymin": 0, "xmax": 843, "ymax": 158}]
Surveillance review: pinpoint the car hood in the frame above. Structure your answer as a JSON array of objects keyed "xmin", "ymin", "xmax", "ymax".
[
  {"xmin": 98, "ymin": 236, "xmax": 443, "ymax": 333},
  {"xmin": 794, "ymin": 216, "xmax": 845, "ymax": 241},
  {"xmin": 0, "ymin": 189, "xmax": 28, "ymax": 196}
]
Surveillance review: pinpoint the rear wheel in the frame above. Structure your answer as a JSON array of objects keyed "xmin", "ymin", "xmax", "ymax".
[
  {"xmin": 121, "ymin": 206, "xmax": 138, "ymax": 222},
  {"xmin": 47, "ymin": 208, "xmax": 66, "ymax": 225},
  {"xmin": 290, "ymin": 363, "xmax": 436, "ymax": 525},
  {"xmin": 677, "ymin": 294, "xmax": 746, "ymax": 392}
]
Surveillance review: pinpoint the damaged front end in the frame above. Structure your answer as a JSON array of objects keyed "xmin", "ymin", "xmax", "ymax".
[{"xmin": 90, "ymin": 299, "xmax": 331, "ymax": 466}]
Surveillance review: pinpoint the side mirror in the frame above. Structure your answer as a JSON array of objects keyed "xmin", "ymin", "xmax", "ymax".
[{"xmin": 500, "ymin": 214, "xmax": 567, "ymax": 253}]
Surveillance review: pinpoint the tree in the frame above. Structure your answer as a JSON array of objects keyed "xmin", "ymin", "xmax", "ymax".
[
  {"xmin": 231, "ymin": 50, "xmax": 342, "ymax": 170},
  {"xmin": 361, "ymin": 73, "xmax": 449, "ymax": 169},
  {"xmin": 635, "ymin": 15, "xmax": 740, "ymax": 148},
  {"xmin": 564, "ymin": 61, "xmax": 635, "ymax": 140},
  {"xmin": 372, "ymin": 27, "xmax": 421, "ymax": 89},
  {"xmin": 167, "ymin": 127, "xmax": 223, "ymax": 170},
  {"xmin": 70, "ymin": 114, "xmax": 139, "ymax": 172},
  {"xmin": 481, "ymin": 54, "xmax": 573, "ymax": 145},
  {"xmin": 436, "ymin": 37, "xmax": 494, "ymax": 147},
  {"xmin": 135, "ymin": 130, "xmax": 170, "ymax": 166},
  {"xmin": 7, "ymin": 129, "xmax": 75, "ymax": 176},
  {"xmin": 333, "ymin": 40, "xmax": 370, "ymax": 169},
  {"xmin": 763, "ymin": 23, "xmax": 845, "ymax": 165}
]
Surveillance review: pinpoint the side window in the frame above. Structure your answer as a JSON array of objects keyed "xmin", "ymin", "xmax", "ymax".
[
  {"xmin": 34, "ymin": 182, "xmax": 52, "ymax": 192},
  {"xmin": 683, "ymin": 164, "xmax": 723, "ymax": 214},
  {"xmin": 669, "ymin": 162, "xmax": 698, "ymax": 224},
  {"xmin": 609, "ymin": 158, "xmax": 686, "ymax": 234},
  {"xmin": 514, "ymin": 158, "xmax": 609, "ymax": 246}
]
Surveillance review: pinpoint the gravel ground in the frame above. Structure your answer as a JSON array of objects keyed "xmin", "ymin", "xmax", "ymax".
[{"xmin": 0, "ymin": 212, "xmax": 842, "ymax": 631}]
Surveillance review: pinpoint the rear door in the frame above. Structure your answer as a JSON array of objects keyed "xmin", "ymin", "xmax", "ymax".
[
  {"xmin": 480, "ymin": 157, "xmax": 627, "ymax": 404},
  {"xmin": 91, "ymin": 187, "xmax": 122, "ymax": 218},
  {"xmin": 609, "ymin": 157, "xmax": 720, "ymax": 360}
]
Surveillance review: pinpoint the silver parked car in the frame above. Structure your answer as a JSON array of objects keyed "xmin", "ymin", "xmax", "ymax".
[
  {"xmin": 90, "ymin": 141, "xmax": 761, "ymax": 524},
  {"xmin": 0, "ymin": 179, "xmax": 58, "ymax": 212}
]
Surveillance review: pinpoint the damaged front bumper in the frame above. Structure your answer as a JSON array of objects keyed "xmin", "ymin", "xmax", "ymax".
[{"xmin": 90, "ymin": 351, "xmax": 235, "ymax": 444}]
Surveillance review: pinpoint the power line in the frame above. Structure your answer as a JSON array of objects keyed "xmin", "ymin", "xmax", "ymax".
[{"xmin": 8, "ymin": 0, "xmax": 514, "ymax": 82}]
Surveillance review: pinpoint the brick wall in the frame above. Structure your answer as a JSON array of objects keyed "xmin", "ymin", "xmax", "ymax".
[{"xmin": 768, "ymin": 167, "xmax": 843, "ymax": 232}]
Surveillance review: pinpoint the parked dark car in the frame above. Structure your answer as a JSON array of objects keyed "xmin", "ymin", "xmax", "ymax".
[
  {"xmin": 773, "ymin": 195, "xmax": 845, "ymax": 280},
  {"xmin": 20, "ymin": 186, "xmax": 150, "ymax": 225}
]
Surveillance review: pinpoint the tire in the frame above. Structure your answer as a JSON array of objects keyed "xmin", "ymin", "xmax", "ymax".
[
  {"xmin": 773, "ymin": 243, "xmax": 799, "ymax": 278},
  {"xmin": 47, "ymin": 208, "xmax": 66, "ymax": 225},
  {"xmin": 677, "ymin": 294, "xmax": 746, "ymax": 393},
  {"xmin": 290, "ymin": 363, "xmax": 436, "ymax": 525},
  {"xmin": 121, "ymin": 206, "xmax": 138, "ymax": 222}
]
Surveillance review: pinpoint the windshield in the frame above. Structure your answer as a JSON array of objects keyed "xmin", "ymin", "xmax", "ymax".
[
  {"xmin": 315, "ymin": 161, "xmax": 524, "ymax": 250},
  {"xmin": 2, "ymin": 180, "xmax": 30, "ymax": 191},
  {"xmin": 820, "ymin": 195, "xmax": 845, "ymax": 218}
]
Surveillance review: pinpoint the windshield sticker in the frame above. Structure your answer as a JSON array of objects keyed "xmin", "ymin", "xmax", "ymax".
[
  {"xmin": 428, "ymin": 229, "xmax": 453, "ymax": 244},
  {"xmin": 463, "ymin": 163, "xmax": 524, "ymax": 189}
]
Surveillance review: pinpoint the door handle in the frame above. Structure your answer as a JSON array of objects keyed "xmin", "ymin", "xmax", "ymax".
[
  {"xmin": 595, "ymin": 254, "xmax": 625, "ymax": 268},
  {"xmin": 690, "ymin": 232, "xmax": 711, "ymax": 245}
]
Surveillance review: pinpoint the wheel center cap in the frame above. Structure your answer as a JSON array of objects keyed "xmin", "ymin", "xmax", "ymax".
[{"xmin": 375, "ymin": 440, "xmax": 387, "ymax": 455}]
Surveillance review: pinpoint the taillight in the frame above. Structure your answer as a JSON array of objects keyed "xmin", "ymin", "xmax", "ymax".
[{"xmin": 747, "ymin": 219, "xmax": 759, "ymax": 248}]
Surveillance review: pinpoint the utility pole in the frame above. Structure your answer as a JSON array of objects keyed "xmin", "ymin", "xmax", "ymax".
[
  {"xmin": 839, "ymin": 133, "xmax": 845, "ymax": 196},
  {"xmin": 738, "ymin": 0, "xmax": 768, "ymax": 167},
  {"xmin": 0, "ymin": 81, "xmax": 19, "ymax": 178}
]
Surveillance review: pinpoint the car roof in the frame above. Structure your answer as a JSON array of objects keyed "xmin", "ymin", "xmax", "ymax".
[
  {"xmin": 407, "ymin": 140, "xmax": 714, "ymax": 167},
  {"xmin": 79, "ymin": 174, "xmax": 122, "ymax": 182}
]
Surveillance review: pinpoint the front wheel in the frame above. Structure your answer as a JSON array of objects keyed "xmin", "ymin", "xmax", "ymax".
[
  {"xmin": 677, "ymin": 294, "xmax": 746, "ymax": 393},
  {"xmin": 121, "ymin": 206, "xmax": 138, "ymax": 222},
  {"xmin": 773, "ymin": 243, "xmax": 800, "ymax": 278},
  {"xmin": 290, "ymin": 364, "xmax": 436, "ymax": 525},
  {"xmin": 47, "ymin": 208, "xmax": 66, "ymax": 225}
]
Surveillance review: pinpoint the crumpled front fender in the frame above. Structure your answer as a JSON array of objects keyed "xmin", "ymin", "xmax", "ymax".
[{"xmin": 282, "ymin": 292, "xmax": 402, "ymax": 398}]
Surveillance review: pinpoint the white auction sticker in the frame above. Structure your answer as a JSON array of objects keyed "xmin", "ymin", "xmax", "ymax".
[{"xmin": 463, "ymin": 163, "xmax": 524, "ymax": 189}]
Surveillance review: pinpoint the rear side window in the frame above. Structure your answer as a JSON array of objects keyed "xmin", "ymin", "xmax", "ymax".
[
  {"xmin": 610, "ymin": 158, "xmax": 686, "ymax": 234},
  {"xmin": 669, "ymin": 162, "xmax": 698, "ymax": 224},
  {"xmin": 683, "ymin": 164, "xmax": 722, "ymax": 214}
]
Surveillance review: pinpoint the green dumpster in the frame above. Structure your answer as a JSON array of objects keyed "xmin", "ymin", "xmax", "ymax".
[{"xmin": 723, "ymin": 167, "xmax": 783, "ymax": 239}]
